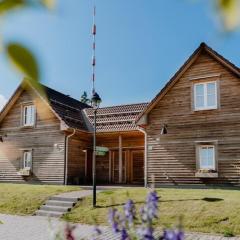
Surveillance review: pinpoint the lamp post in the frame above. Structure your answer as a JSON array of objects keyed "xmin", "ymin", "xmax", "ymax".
[{"xmin": 91, "ymin": 91, "xmax": 102, "ymax": 207}]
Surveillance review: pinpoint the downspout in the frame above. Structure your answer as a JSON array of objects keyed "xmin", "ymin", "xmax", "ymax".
[
  {"xmin": 64, "ymin": 128, "xmax": 76, "ymax": 185},
  {"xmin": 138, "ymin": 127, "xmax": 148, "ymax": 188}
]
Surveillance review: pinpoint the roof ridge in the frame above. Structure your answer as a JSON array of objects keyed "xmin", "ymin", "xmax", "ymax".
[{"xmin": 97, "ymin": 102, "xmax": 149, "ymax": 110}]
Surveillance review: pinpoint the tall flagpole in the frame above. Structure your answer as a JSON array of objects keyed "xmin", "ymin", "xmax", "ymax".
[
  {"xmin": 92, "ymin": 5, "xmax": 96, "ymax": 95},
  {"xmin": 92, "ymin": 5, "xmax": 97, "ymax": 207}
]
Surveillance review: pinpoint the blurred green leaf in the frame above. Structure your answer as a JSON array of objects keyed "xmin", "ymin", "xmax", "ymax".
[
  {"xmin": 216, "ymin": 0, "xmax": 240, "ymax": 31},
  {"xmin": 219, "ymin": 0, "xmax": 235, "ymax": 10},
  {"xmin": 6, "ymin": 42, "xmax": 39, "ymax": 81},
  {"xmin": 0, "ymin": 0, "xmax": 26, "ymax": 14},
  {"xmin": 41, "ymin": 0, "xmax": 56, "ymax": 10}
]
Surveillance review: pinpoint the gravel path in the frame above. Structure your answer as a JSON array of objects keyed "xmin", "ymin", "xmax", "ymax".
[{"xmin": 0, "ymin": 213, "xmax": 239, "ymax": 240}]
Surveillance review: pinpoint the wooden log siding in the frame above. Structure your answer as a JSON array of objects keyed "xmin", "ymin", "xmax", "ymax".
[
  {"xmin": 0, "ymin": 89, "xmax": 65, "ymax": 184},
  {"xmin": 67, "ymin": 133, "xmax": 92, "ymax": 184},
  {"xmin": 146, "ymin": 52, "xmax": 240, "ymax": 186}
]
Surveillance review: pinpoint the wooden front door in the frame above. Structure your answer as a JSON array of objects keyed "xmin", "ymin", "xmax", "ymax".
[
  {"xmin": 111, "ymin": 150, "xmax": 127, "ymax": 183},
  {"xmin": 131, "ymin": 150, "xmax": 144, "ymax": 184}
]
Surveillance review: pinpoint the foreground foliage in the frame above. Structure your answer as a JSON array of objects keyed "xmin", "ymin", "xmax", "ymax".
[
  {"xmin": 63, "ymin": 188, "xmax": 240, "ymax": 236},
  {"xmin": 0, "ymin": 183, "xmax": 79, "ymax": 215},
  {"xmin": 56, "ymin": 189, "xmax": 183, "ymax": 240}
]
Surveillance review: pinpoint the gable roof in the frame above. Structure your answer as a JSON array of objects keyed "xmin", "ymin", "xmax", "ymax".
[
  {"xmin": 136, "ymin": 42, "xmax": 240, "ymax": 124},
  {"xmin": 0, "ymin": 80, "xmax": 91, "ymax": 132},
  {"xmin": 84, "ymin": 102, "xmax": 148, "ymax": 133},
  {"xmin": 42, "ymin": 84, "xmax": 91, "ymax": 131}
]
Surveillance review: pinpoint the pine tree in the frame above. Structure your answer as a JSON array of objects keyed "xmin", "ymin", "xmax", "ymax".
[{"xmin": 80, "ymin": 91, "xmax": 90, "ymax": 104}]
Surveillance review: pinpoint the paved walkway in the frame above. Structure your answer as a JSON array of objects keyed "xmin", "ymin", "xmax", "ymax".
[
  {"xmin": 56, "ymin": 190, "xmax": 95, "ymax": 199},
  {"xmin": 0, "ymin": 213, "xmax": 239, "ymax": 240}
]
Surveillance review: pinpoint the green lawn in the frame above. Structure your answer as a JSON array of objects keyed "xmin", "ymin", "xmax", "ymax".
[
  {"xmin": 0, "ymin": 183, "xmax": 79, "ymax": 215},
  {"xmin": 63, "ymin": 188, "xmax": 240, "ymax": 236}
]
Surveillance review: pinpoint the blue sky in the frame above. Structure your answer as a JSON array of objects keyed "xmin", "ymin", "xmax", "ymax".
[{"xmin": 0, "ymin": 0, "xmax": 240, "ymax": 109}]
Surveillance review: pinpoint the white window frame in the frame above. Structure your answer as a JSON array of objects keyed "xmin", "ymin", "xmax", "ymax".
[
  {"xmin": 198, "ymin": 145, "xmax": 215, "ymax": 170},
  {"xmin": 194, "ymin": 81, "xmax": 217, "ymax": 111},
  {"xmin": 23, "ymin": 150, "xmax": 32, "ymax": 170},
  {"xmin": 23, "ymin": 105, "xmax": 36, "ymax": 127}
]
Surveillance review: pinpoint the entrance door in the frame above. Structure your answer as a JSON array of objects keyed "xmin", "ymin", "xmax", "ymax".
[
  {"xmin": 131, "ymin": 150, "xmax": 144, "ymax": 184},
  {"xmin": 111, "ymin": 150, "xmax": 126, "ymax": 183}
]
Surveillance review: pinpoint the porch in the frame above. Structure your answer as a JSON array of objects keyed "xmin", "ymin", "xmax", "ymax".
[{"xmin": 85, "ymin": 131, "xmax": 145, "ymax": 185}]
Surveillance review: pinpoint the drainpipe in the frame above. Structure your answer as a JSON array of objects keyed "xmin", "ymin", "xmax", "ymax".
[
  {"xmin": 64, "ymin": 128, "xmax": 76, "ymax": 185},
  {"xmin": 138, "ymin": 127, "xmax": 148, "ymax": 188}
]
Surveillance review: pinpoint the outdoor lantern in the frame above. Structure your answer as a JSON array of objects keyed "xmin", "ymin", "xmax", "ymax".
[
  {"xmin": 161, "ymin": 124, "xmax": 168, "ymax": 135},
  {"xmin": 91, "ymin": 91, "xmax": 102, "ymax": 109}
]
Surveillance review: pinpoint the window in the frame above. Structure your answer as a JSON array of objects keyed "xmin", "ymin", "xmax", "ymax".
[
  {"xmin": 194, "ymin": 82, "xmax": 217, "ymax": 110},
  {"xmin": 23, "ymin": 150, "xmax": 32, "ymax": 169},
  {"xmin": 23, "ymin": 105, "xmax": 35, "ymax": 126},
  {"xmin": 199, "ymin": 145, "xmax": 215, "ymax": 170}
]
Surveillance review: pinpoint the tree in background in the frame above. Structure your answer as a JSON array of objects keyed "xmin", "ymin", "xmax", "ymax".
[{"xmin": 80, "ymin": 91, "xmax": 91, "ymax": 104}]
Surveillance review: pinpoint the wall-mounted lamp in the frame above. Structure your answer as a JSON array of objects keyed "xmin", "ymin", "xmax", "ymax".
[
  {"xmin": 160, "ymin": 124, "xmax": 168, "ymax": 135},
  {"xmin": 54, "ymin": 143, "xmax": 63, "ymax": 152}
]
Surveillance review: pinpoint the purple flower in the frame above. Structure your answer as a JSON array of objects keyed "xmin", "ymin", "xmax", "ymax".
[
  {"xmin": 124, "ymin": 199, "xmax": 136, "ymax": 225},
  {"xmin": 162, "ymin": 230, "xmax": 184, "ymax": 240},
  {"xmin": 93, "ymin": 226, "xmax": 102, "ymax": 235},
  {"xmin": 121, "ymin": 228, "xmax": 129, "ymax": 240},
  {"xmin": 141, "ymin": 190, "xmax": 159, "ymax": 224},
  {"xmin": 137, "ymin": 226, "xmax": 154, "ymax": 240},
  {"xmin": 108, "ymin": 208, "xmax": 121, "ymax": 233}
]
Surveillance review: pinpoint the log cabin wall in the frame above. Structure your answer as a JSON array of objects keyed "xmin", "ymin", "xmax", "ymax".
[
  {"xmin": 0, "ymin": 89, "xmax": 65, "ymax": 184},
  {"xmin": 146, "ymin": 52, "xmax": 240, "ymax": 186},
  {"xmin": 67, "ymin": 132, "xmax": 92, "ymax": 184}
]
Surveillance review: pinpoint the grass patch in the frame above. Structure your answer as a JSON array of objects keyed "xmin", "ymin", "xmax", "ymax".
[
  {"xmin": 63, "ymin": 188, "xmax": 240, "ymax": 236},
  {"xmin": 0, "ymin": 183, "xmax": 79, "ymax": 215}
]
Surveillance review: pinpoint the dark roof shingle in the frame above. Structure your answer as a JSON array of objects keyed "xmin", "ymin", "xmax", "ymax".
[{"xmin": 41, "ymin": 84, "xmax": 91, "ymax": 131}]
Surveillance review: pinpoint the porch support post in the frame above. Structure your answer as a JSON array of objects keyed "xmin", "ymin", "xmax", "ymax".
[
  {"xmin": 138, "ymin": 127, "xmax": 148, "ymax": 188},
  {"xmin": 119, "ymin": 135, "xmax": 123, "ymax": 183},
  {"xmin": 109, "ymin": 150, "xmax": 112, "ymax": 183}
]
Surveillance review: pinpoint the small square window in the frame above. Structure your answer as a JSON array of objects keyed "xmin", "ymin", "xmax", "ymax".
[
  {"xmin": 198, "ymin": 145, "xmax": 215, "ymax": 170},
  {"xmin": 23, "ymin": 105, "xmax": 36, "ymax": 127},
  {"xmin": 194, "ymin": 82, "xmax": 217, "ymax": 110}
]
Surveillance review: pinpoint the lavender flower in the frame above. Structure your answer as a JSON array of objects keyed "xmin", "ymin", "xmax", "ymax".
[
  {"xmin": 161, "ymin": 230, "xmax": 184, "ymax": 240},
  {"xmin": 108, "ymin": 208, "xmax": 120, "ymax": 233},
  {"xmin": 121, "ymin": 228, "xmax": 129, "ymax": 240},
  {"xmin": 141, "ymin": 190, "xmax": 159, "ymax": 224},
  {"xmin": 124, "ymin": 199, "xmax": 136, "ymax": 226},
  {"xmin": 91, "ymin": 226, "xmax": 102, "ymax": 240},
  {"xmin": 137, "ymin": 226, "xmax": 154, "ymax": 240}
]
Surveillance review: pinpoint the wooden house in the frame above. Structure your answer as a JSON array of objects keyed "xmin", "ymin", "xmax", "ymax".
[
  {"xmin": 0, "ymin": 43, "xmax": 240, "ymax": 186},
  {"xmin": 137, "ymin": 43, "xmax": 240, "ymax": 186},
  {"xmin": 0, "ymin": 81, "xmax": 146, "ymax": 185}
]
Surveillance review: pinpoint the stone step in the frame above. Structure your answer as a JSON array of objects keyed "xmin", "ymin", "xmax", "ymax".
[
  {"xmin": 50, "ymin": 196, "xmax": 80, "ymax": 202},
  {"xmin": 40, "ymin": 205, "xmax": 70, "ymax": 213},
  {"xmin": 35, "ymin": 210, "xmax": 63, "ymax": 218},
  {"xmin": 45, "ymin": 200, "xmax": 75, "ymax": 207}
]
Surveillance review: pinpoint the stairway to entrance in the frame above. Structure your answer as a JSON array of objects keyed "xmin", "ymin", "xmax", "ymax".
[{"xmin": 35, "ymin": 190, "xmax": 92, "ymax": 218}]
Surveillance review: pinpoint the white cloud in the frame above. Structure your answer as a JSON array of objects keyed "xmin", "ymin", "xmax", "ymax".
[{"xmin": 0, "ymin": 95, "xmax": 7, "ymax": 111}]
